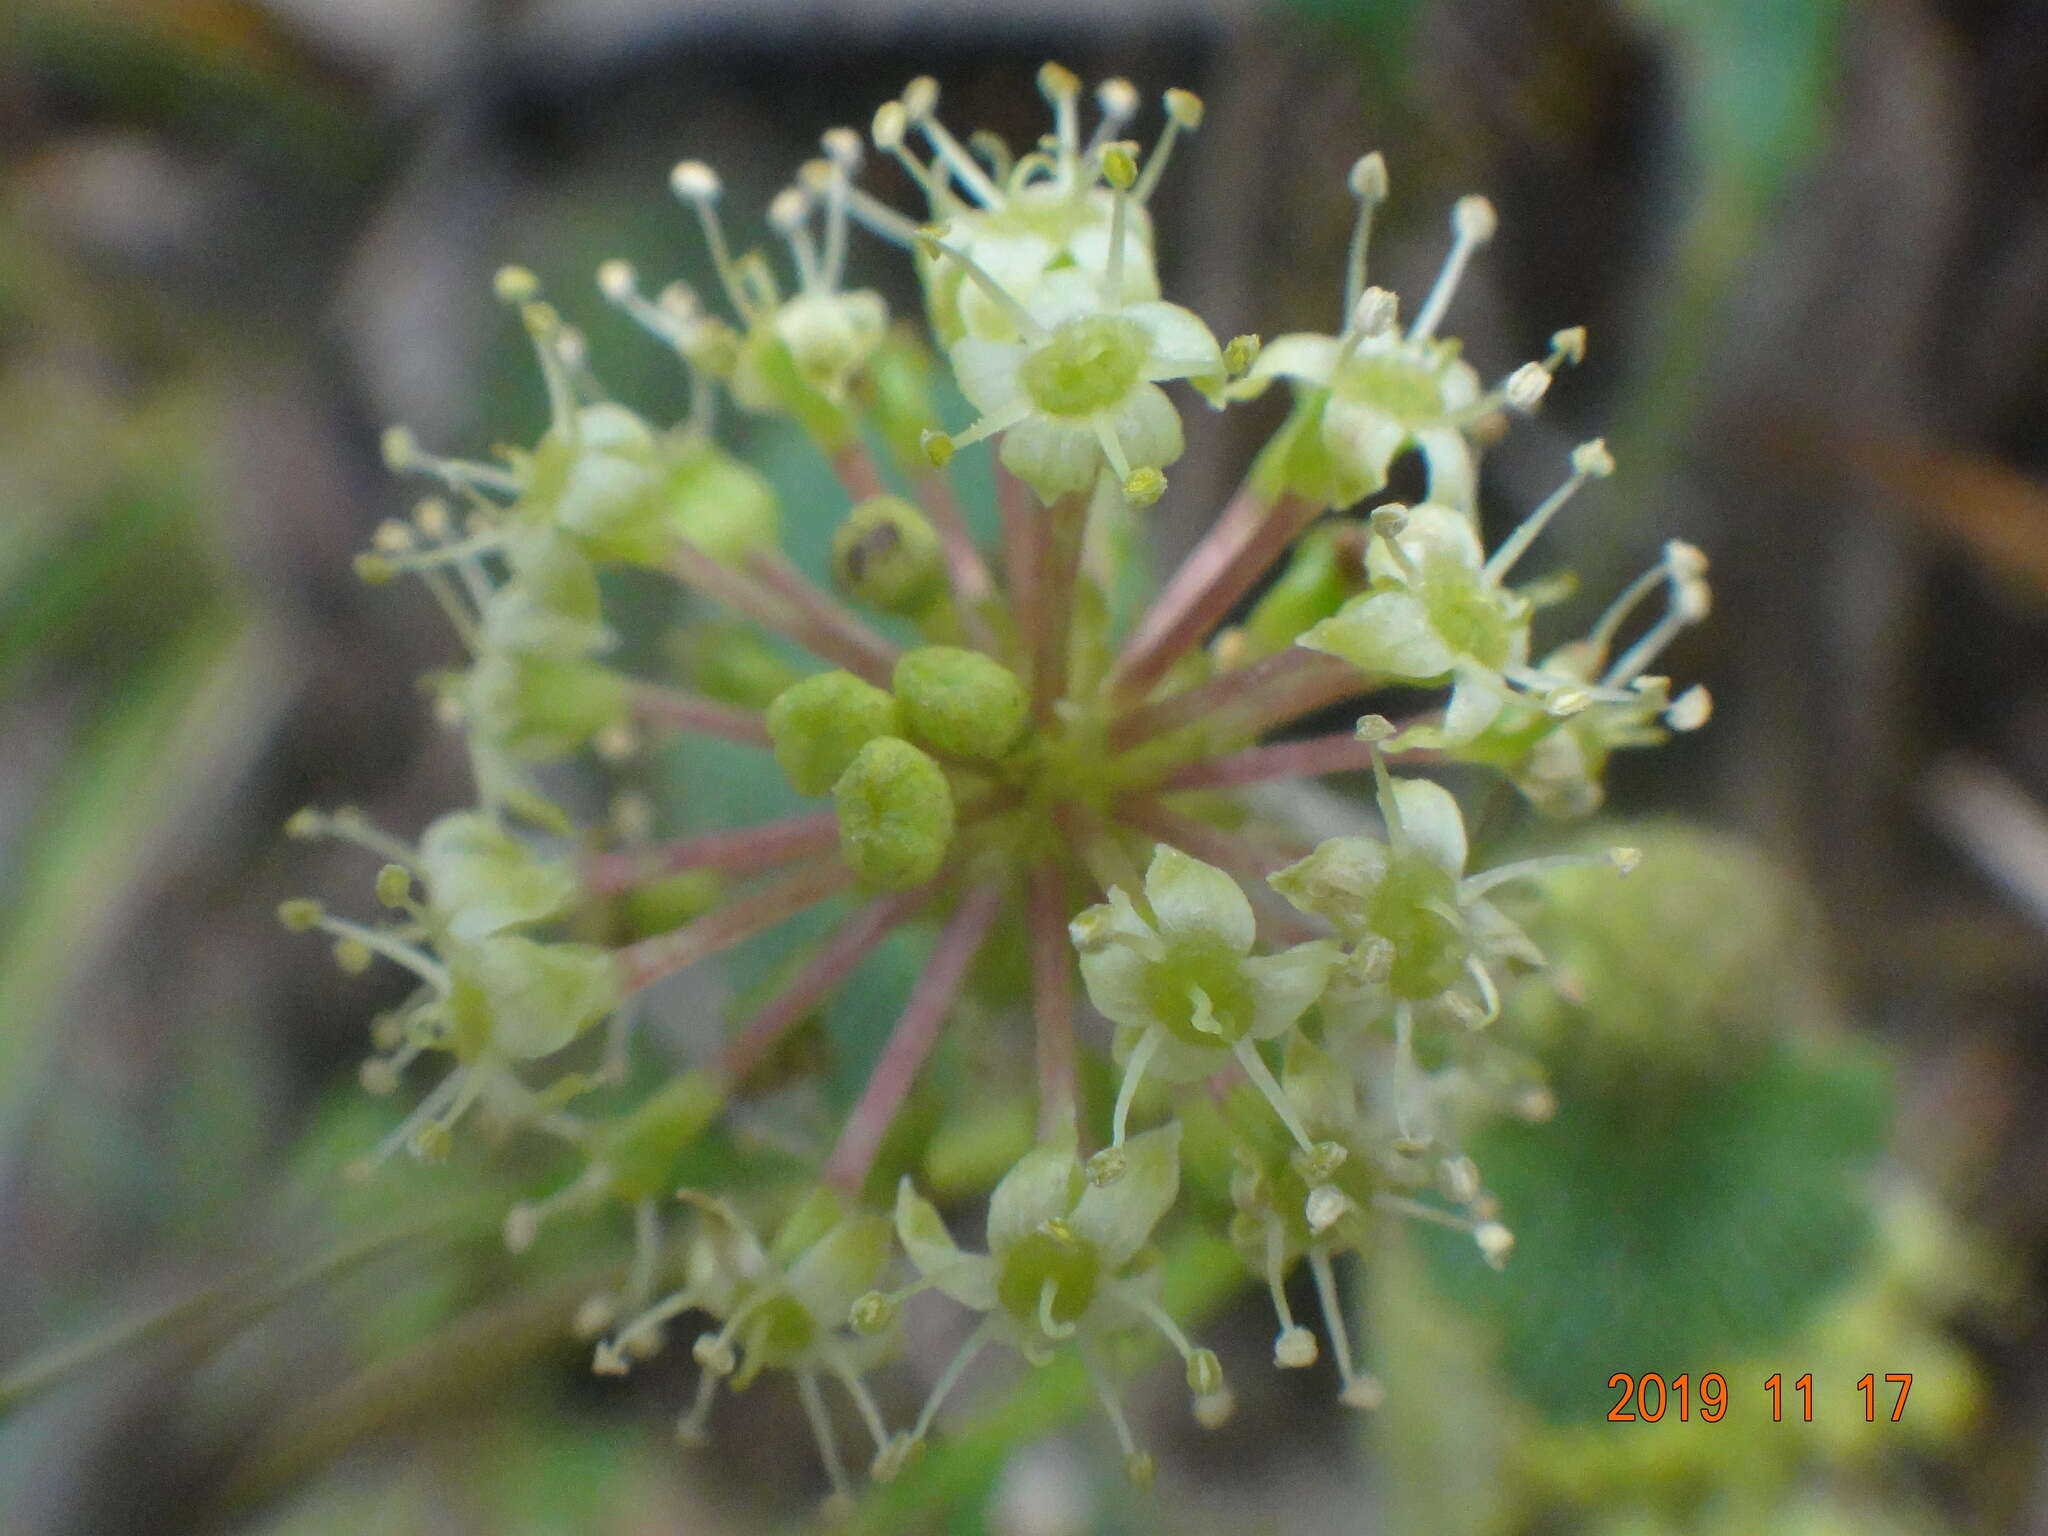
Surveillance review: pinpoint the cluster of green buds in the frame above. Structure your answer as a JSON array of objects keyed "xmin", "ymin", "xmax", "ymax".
[{"xmin": 284, "ymin": 63, "xmax": 1709, "ymax": 1512}]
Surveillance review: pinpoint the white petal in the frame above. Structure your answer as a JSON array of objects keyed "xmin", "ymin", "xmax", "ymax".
[
  {"xmin": 1123, "ymin": 301, "xmax": 1223, "ymax": 381},
  {"xmin": 1078, "ymin": 940, "xmax": 1161, "ymax": 1033},
  {"xmin": 948, "ymin": 336, "xmax": 1028, "ymax": 416},
  {"xmin": 895, "ymin": 1178, "xmax": 998, "ymax": 1309},
  {"xmin": 1390, "ymin": 778, "xmax": 1468, "ymax": 875},
  {"xmin": 1414, "ymin": 426, "xmax": 1478, "ymax": 510},
  {"xmin": 987, "ymin": 1141, "xmax": 1082, "ymax": 1254},
  {"xmin": 998, "ymin": 415, "xmax": 1102, "ymax": 501},
  {"xmin": 1299, "ymin": 590, "xmax": 1459, "ymax": 681},
  {"xmin": 1243, "ymin": 939, "xmax": 1339, "ymax": 1040},
  {"xmin": 1318, "ymin": 394, "xmax": 1409, "ymax": 493},
  {"xmin": 1364, "ymin": 502, "xmax": 1483, "ymax": 582},
  {"xmin": 1107, "ymin": 382, "xmax": 1184, "ymax": 474},
  {"xmin": 1070, "ymin": 1122, "xmax": 1182, "ymax": 1268},
  {"xmin": 1245, "ymin": 333, "xmax": 1340, "ymax": 389},
  {"xmin": 1144, "ymin": 845, "xmax": 1256, "ymax": 955}
]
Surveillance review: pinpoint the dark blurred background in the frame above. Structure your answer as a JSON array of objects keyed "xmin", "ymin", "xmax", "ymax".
[{"xmin": 6, "ymin": 0, "xmax": 2048, "ymax": 1531}]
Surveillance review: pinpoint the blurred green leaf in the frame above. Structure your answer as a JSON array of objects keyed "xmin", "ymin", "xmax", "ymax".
[{"xmin": 1420, "ymin": 1038, "xmax": 1891, "ymax": 1420}]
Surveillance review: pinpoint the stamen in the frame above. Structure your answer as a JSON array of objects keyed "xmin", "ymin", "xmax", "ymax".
[
  {"xmin": 969, "ymin": 129, "xmax": 1014, "ymax": 181},
  {"xmin": 311, "ymin": 914, "xmax": 450, "ymax": 992},
  {"xmin": 818, "ymin": 128, "xmax": 863, "ymax": 287},
  {"xmin": 767, "ymin": 186, "xmax": 822, "ymax": 293},
  {"xmin": 913, "ymin": 225, "xmax": 1048, "ymax": 342},
  {"xmin": 1037, "ymin": 62, "xmax": 1083, "ymax": 173},
  {"xmin": 1354, "ymin": 715, "xmax": 1407, "ymax": 852},
  {"xmin": 1078, "ymin": 1339, "xmax": 1150, "ymax": 1488},
  {"xmin": 1583, "ymin": 561, "xmax": 1668, "ymax": 663},
  {"xmin": 381, "ymin": 426, "xmax": 521, "ymax": 498},
  {"xmin": 1100, "ymin": 141, "xmax": 1137, "ymax": 305},
  {"xmin": 872, "ymin": 100, "xmax": 953, "ymax": 211},
  {"xmin": 1089, "ymin": 78, "xmax": 1141, "ymax": 154},
  {"xmin": 1110, "ymin": 1025, "xmax": 1164, "ymax": 1148},
  {"xmin": 1604, "ymin": 543, "xmax": 1710, "ymax": 687},
  {"xmin": 1342, "ymin": 152, "xmax": 1389, "ymax": 320},
  {"xmin": 669, "ymin": 160, "xmax": 753, "ymax": 319},
  {"xmin": 674, "ymin": 1356, "xmax": 723, "ymax": 1446},
  {"xmin": 511, "ymin": 296, "xmax": 580, "ymax": 435},
  {"xmin": 1308, "ymin": 1247, "xmax": 1375, "ymax": 1405},
  {"xmin": 1090, "ymin": 418, "xmax": 1134, "ymax": 482},
  {"xmin": 593, "ymin": 1285, "xmax": 702, "ymax": 1374},
  {"xmin": 1133, "ymin": 88, "xmax": 1202, "ymax": 203},
  {"xmin": 1483, "ymin": 439, "xmax": 1614, "ymax": 582},
  {"xmin": 1409, "ymin": 194, "xmax": 1496, "ymax": 343},
  {"xmin": 906, "ymin": 84, "xmax": 1003, "ymax": 209},
  {"xmin": 795, "ymin": 1369, "xmax": 855, "ymax": 1508},
  {"xmin": 1232, "ymin": 1037, "xmax": 1317, "ymax": 1152},
  {"xmin": 911, "ymin": 1322, "xmax": 992, "ymax": 1442},
  {"xmin": 824, "ymin": 1351, "xmax": 893, "ymax": 1453},
  {"xmin": 1461, "ymin": 846, "xmax": 1633, "ymax": 896}
]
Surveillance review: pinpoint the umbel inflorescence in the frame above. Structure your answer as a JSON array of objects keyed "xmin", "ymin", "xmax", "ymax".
[{"xmin": 284, "ymin": 64, "xmax": 1709, "ymax": 1510}]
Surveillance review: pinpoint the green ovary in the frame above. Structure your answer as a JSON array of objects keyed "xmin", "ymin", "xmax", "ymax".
[
  {"xmin": 1370, "ymin": 856, "xmax": 1468, "ymax": 998},
  {"xmin": 1423, "ymin": 559, "xmax": 1515, "ymax": 668},
  {"xmin": 996, "ymin": 1232, "xmax": 1103, "ymax": 1326},
  {"xmin": 739, "ymin": 1294, "xmax": 816, "ymax": 1373},
  {"xmin": 1020, "ymin": 316, "xmax": 1148, "ymax": 417},
  {"xmin": 1333, "ymin": 353, "xmax": 1450, "ymax": 424},
  {"xmin": 1143, "ymin": 942, "xmax": 1256, "ymax": 1048}
]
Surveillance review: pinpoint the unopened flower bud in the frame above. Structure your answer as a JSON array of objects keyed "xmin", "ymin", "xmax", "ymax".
[
  {"xmin": 766, "ymin": 671, "xmax": 903, "ymax": 796},
  {"xmin": 375, "ymin": 863, "xmax": 412, "ymax": 907},
  {"xmin": 832, "ymin": 495, "xmax": 944, "ymax": 615},
  {"xmin": 834, "ymin": 736, "xmax": 955, "ymax": 890},
  {"xmin": 332, "ymin": 938, "xmax": 373, "ymax": 976},
  {"xmin": 893, "ymin": 647, "xmax": 1028, "ymax": 761}
]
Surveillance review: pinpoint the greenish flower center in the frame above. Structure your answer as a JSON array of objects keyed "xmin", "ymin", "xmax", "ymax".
[
  {"xmin": 1144, "ymin": 940, "xmax": 1256, "ymax": 1048},
  {"xmin": 1020, "ymin": 315, "xmax": 1148, "ymax": 417},
  {"xmin": 1332, "ymin": 352, "xmax": 1450, "ymax": 424},
  {"xmin": 740, "ymin": 1293, "xmax": 816, "ymax": 1369},
  {"xmin": 1420, "ymin": 555, "xmax": 1515, "ymax": 668},
  {"xmin": 996, "ymin": 1230, "xmax": 1102, "ymax": 1326},
  {"xmin": 1369, "ymin": 855, "xmax": 1468, "ymax": 998}
]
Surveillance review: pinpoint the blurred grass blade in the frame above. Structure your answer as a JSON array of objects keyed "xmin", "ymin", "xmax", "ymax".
[{"xmin": 0, "ymin": 609, "xmax": 288, "ymax": 1147}]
